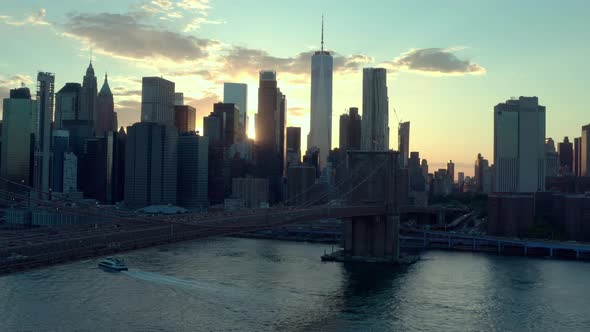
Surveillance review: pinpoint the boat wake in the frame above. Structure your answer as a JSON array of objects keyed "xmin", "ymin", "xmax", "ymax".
[{"xmin": 122, "ymin": 270, "xmax": 228, "ymax": 295}]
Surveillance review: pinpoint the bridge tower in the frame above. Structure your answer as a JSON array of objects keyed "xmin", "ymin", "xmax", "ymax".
[{"xmin": 341, "ymin": 151, "xmax": 402, "ymax": 262}]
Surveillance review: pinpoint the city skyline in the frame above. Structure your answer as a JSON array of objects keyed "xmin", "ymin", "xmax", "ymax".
[{"xmin": 1, "ymin": 1, "xmax": 589, "ymax": 175}]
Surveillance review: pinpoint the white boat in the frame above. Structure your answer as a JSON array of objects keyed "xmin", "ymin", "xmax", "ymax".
[{"xmin": 98, "ymin": 257, "xmax": 128, "ymax": 271}]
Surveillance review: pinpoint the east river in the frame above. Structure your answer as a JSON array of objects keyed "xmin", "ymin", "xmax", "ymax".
[{"xmin": 2, "ymin": 237, "xmax": 590, "ymax": 331}]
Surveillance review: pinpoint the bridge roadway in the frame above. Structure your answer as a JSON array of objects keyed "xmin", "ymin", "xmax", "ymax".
[{"xmin": 0, "ymin": 204, "xmax": 385, "ymax": 275}]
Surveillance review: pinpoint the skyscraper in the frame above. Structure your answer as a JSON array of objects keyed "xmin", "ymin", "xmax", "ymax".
[
  {"xmin": 124, "ymin": 122, "xmax": 178, "ymax": 207},
  {"xmin": 223, "ymin": 83, "xmax": 247, "ymax": 137},
  {"xmin": 308, "ymin": 17, "xmax": 333, "ymax": 166},
  {"xmin": 256, "ymin": 71, "xmax": 286, "ymax": 203},
  {"xmin": 475, "ymin": 153, "xmax": 492, "ymax": 193},
  {"xmin": 494, "ymin": 97, "xmax": 546, "ymax": 192},
  {"xmin": 174, "ymin": 105, "xmax": 196, "ymax": 133},
  {"xmin": 55, "ymin": 83, "xmax": 93, "ymax": 155},
  {"xmin": 339, "ymin": 107, "xmax": 361, "ymax": 151},
  {"xmin": 582, "ymin": 125, "xmax": 590, "ymax": 177},
  {"xmin": 141, "ymin": 77, "xmax": 175, "ymax": 126},
  {"xmin": 82, "ymin": 62, "xmax": 97, "ymax": 133},
  {"xmin": 574, "ymin": 136, "xmax": 582, "ymax": 177},
  {"xmin": 1, "ymin": 86, "xmax": 35, "ymax": 186},
  {"xmin": 174, "ymin": 92, "xmax": 184, "ymax": 106},
  {"xmin": 286, "ymin": 126, "xmax": 301, "ymax": 167},
  {"xmin": 96, "ymin": 74, "xmax": 117, "ymax": 136},
  {"xmin": 51, "ymin": 130, "xmax": 72, "ymax": 193},
  {"xmin": 398, "ymin": 121, "xmax": 410, "ymax": 167},
  {"xmin": 33, "ymin": 72, "xmax": 55, "ymax": 193},
  {"xmin": 558, "ymin": 136, "xmax": 573, "ymax": 174},
  {"xmin": 177, "ymin": 132, "xmax": 209, "ymax": 210},
  {"xmin": 361, "ymin": 68, "xmax": 389, "ymax": 151},
  {"xmin": 447, "ymin": 160, "xmax": 455, "ymax": 183},
  {"xmin": 545, "ymin": 138, "xmax": 559, "ymax": 178}
]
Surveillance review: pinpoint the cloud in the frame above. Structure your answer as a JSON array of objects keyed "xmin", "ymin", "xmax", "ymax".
[
  {"xmin": 383, "ymin": 48, "xmax": 486, "ymax": 76},
  {"xmin": 62, "ymin": 12, "xmax": 218, "ymax": 62},
  {"xmin": 223, "ymin": 47, "xmax": 372, "ymax": 77},
  {"xmin": 142, "ymin": 0, "xmax": 211, "ymax": 18},
  {"xmin": 184, "ymin": 17, "xmax": 224, "ymax": 32},
  {"xmin": 0, "ymin": 9, "xmax": 50, "ymax": 26},
  {"xmin": 166, "ymin": 69, "xmax": 213, "ymax": 79},
  {"xmin": 288, "ymin": 107, "xmax": 306, "ymax": 117}
]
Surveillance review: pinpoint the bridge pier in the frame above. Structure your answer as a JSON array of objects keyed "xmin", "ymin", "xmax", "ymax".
[{"xmin": 342, "ymin": 214, "xmax": 399, "ymax": 262}]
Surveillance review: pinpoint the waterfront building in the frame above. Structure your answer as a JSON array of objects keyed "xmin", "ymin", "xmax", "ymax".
[
  {"xmin": 287, "ymin": 165, "xmax": 317, "ymax": 206},
  {"xmin": 494, "ymin": 97, "xmax": 546, "ymax": 192}
]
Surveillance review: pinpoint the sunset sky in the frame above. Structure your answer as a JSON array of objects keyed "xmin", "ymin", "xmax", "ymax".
[{"xmin": 1, "ymin": 0, "xmax": 589, "ymax": 176}]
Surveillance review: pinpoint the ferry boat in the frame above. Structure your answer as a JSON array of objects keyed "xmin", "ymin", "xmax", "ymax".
[{"xmin": 98, "ymin": 257, "xmax": 128, "ymax": 272}]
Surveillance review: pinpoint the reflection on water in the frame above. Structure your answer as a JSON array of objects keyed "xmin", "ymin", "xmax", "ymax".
[{"xmin": 1, "ymin": 237, "xmax": 590, "ymax": 331}]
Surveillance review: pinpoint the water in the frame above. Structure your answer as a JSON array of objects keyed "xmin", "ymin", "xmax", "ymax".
[{"xmin": 1, "ymin": 237, "xmax": 590, "ymax": 331}]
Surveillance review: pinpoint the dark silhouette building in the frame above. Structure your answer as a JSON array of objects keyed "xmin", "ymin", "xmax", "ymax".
[
  {"xmin": 574, "ymin": 136, "xmax": 582, "ymax": 177},
  {"xmin": 177, "ymin": 132, "xmax": 209, "ymax": 210},
  {"xmin": 82, "ymin": 62, "xmax": 97, "ymax": 133},
  {"xmin": 124, "ymin": 122, "xmax": 178, "ymax": 207},
  {"xmin": 558, "ymin": 136, "xmax": 573, "ymax": 175},
  {"xmin": 95, "ymin": 74, "xmax": 117, "ymax": 136},
  {"xmin": 174, "ymin": 105, "xmax": 196, "ymax": 134},
  {"xmin": 255, "ymin": 71, "xmax": 286, "ymax": 203},
  {"xmin": 286, "ymin": 127, "xmax": 301, "ymax": 168},
  {"xmin": 55, "ymin": 83, "xmax": 94, "ymax": 157},
  {"xmin": 1, "ymin": 86, "xmax": 35, "ymax": 189},
  {"xmin": 339, "ymin": 107, "xmax": 361, "ymax": 151}
]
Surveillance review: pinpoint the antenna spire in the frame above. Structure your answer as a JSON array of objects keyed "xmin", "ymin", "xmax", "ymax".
[{"xmin": 321, "ymin": 15, "xmax": 324, "ymax": 52}]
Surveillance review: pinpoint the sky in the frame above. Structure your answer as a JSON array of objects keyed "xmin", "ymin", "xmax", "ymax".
[{"xmin": 1, "ymin": 0, "xmax": 589, "ymax": 176}]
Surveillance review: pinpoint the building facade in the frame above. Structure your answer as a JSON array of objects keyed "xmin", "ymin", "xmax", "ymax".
[
  {"xmin": 256, "ymin": 71, "xmax": 286, "ymax": 203},
  {"xmin": 308, "ymin": 22, "xmax": 333, "ymax": 167},
  {"xmin": 141, "ymin": 77, "xmax": 175, "ymax": 126},
  {"xmin": 1, "ymin": 87, "xmax": 35, "ymax": 187},
  {"xmin": 398, "ymin": 122, "xmax": 410, "ymax": 167},
  {"xmin": 361, "ymin": 68, "xmax": 389, "ymax": 151},
  {"xmin": 286, "ymin": 126, "xmax": 301, "ymax": 168},
  {"xmin": 177, "ymin": 133, "xmax": 209, "ymax": 210},
  {"xmin": 124, "ymin": 122, "xmax": 178, "ymax": 207},
  {"xmin": 96, "ymin": 74, "xmax": 117, "ymax": 136},
  {"xmin": 223, "ymin": 83, "xmax": 247, "ymax": 136},
  {"xmin": 494, "ymin": 97, "xmax": 546, "ymax": 192},
  {"xmin": 33, "ymin": 72, "xmax": 55, "ymax": 194},
  {"xmin": 339, "ymin": 107, "xmax": 361, "ymax": 151},
  {"xmin": 174, "ymin": 105, "xmax": 196, "ymax": 134}
]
